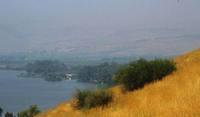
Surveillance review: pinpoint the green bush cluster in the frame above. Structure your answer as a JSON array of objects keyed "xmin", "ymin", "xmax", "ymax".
[
  {"xmin": 114, "ymin": 58, "xmax": 176, "ymax": 91},
  {"xmin": 0, "ymin": 107, "xmax": 2, "ymax": 117},
  {"xmin": 4, "ymin": 112, "xmax": 14, "ymax": 117},
  {"xmin": 77, "ymin": 62, "xmax": 120, "ymax": 85},
  {"xmin": 18, "ymin": 105, "xmax": 40, "ymax": 117},
  {"xmin": 75, "ymin": 89, "xmax": 113, "ymax": 109}
]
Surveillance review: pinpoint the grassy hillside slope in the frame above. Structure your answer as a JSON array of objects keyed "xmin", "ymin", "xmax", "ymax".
[{"xmin": 37, "ymin": 49, "xmax": 200, "ymax": 117}]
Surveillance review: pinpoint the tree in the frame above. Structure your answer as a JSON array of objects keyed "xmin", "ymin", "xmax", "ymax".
[
  {"xmin": 114, "ymin": 58, "xmax": 176, "ymax": 91},
  {"xmin": 77, "ymin": 62, "xmax": 120, "ymax": 85},
  {"xmin": 0, "ymin": 107, "xmax": 3, "ymax": 117},
  {"xmin": 4, "ymin": 112, "xmax": 14, "ymax": 117},
  {"xmin": 18, "ymin": 105, "xmax": 40, "ymax": 117}
]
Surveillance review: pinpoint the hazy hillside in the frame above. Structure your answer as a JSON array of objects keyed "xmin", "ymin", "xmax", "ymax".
[{"xmin": 37, "ymin": 49, "xmax": 200, "ymax": 117}]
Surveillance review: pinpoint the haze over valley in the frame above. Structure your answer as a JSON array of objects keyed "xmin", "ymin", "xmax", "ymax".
[
  {"xmin": 0, "ymin": 0, "xmax": 200, "ymax": 60},
  {"xmin": 0, "ymin": 0, "xmax": 200, "ymax": 117}
]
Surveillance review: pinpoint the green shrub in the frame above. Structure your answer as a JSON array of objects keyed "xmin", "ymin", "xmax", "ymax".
[
  {"xmin": 18, "ymin": 105, "xmax": 40, "ymax": 117},
  {"xmin": 0, "ymin": 107, "xmax": 3, "ymax": 117},
  {"xmin": 150, "ymin": 59, "xmax": 176, "ymax": 81},
  {"xmin": 4, "ymin": 112, "xmax": 14, "ymax": 117},
  {"xmin": 75, "ymin": 89, "xmax": 113, "ymax": 109},
  {"xmin": 114, "ymin": 58, "xmax": 176, "ymax": 91}
]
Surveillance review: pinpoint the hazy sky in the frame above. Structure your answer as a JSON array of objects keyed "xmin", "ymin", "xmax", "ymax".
[{"xmin": 0, "ymin": 0, "xmax": 200, "ymax": 57}]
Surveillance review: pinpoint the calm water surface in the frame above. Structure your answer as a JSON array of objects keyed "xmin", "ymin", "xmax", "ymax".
[{"xmin": 0, "ymin": 70, "xmax": 95, "ymax": 113}]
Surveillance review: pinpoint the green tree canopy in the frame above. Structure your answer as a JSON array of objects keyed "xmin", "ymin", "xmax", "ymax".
[
  {"xmin": 0, "ymin": 107, "xmax": 3, "ymax": 117},
  {"xmin": 114, "ymin": 58, "xmax": 176, "ymax": 91},
  {"xmin": 18, "ymin": 105, "xmax": 40, "ymax": 117}
]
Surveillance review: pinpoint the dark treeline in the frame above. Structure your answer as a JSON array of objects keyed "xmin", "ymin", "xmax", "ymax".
[
  {"xmin": 76, "ymin": 62, "xmax": 121, "ymax": 85},
  {"xmin": 22, "ymin": 60, "xmax": 122, "ymax": 85},
  {"xmin": 21, "ymin": 58, "xmax": 175, "ymax": 87},
  {"xmin": 0, "ymin": 105, "xmax": 40, "ymax": 117},
  {"xmin": 22, "ymin": 60, "xmax": 69, "ymax": 81},
  {"xmin": 25, "ymin": 60, "xmax": 67, "ymax": 74}
]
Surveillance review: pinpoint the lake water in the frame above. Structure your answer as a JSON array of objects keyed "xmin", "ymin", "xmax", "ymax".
[{"xmin": 0, "ymin": 70, "xmax": 95, "ymax": 114}]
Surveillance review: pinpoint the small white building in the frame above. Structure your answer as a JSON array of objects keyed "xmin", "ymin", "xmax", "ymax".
[{"xmin": 65, "ymin": 73, "xmax": 73, "ymax": 80}]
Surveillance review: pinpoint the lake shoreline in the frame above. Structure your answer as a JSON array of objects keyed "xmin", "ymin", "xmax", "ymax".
[{"xmin": 0, "ymin": 70, "xmax": 96, "ymax": 113}]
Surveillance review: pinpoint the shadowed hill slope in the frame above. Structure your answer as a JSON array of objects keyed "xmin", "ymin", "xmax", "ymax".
[{"xmin": 37, "ymin": 49, "xmax": 200, "ymax": 117}]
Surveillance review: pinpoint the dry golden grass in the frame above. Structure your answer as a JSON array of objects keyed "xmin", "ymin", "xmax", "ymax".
[{"xmin": 36, "ymin": 49, "xmax": 200, "ymax": 117}]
